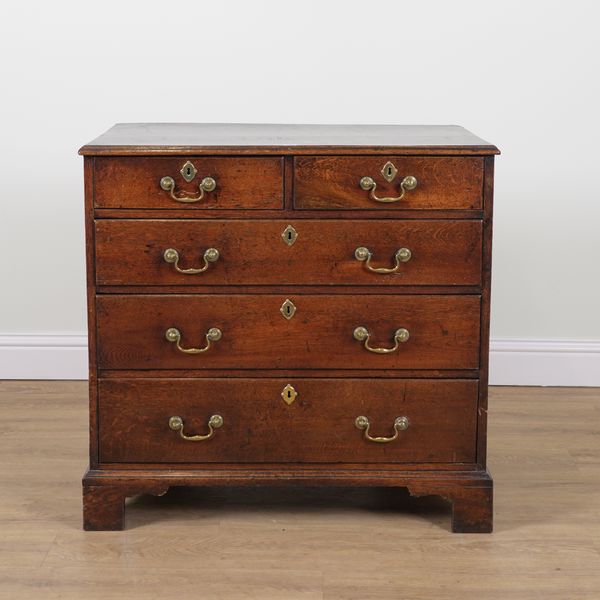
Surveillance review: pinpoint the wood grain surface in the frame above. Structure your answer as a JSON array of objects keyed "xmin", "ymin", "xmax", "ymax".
[
  {"xmin": 95, "ymin": 219, "xmax": 483, "ymax": 286},
  {"xmin": 94, "ymin": 157, "xmax": 283, "ymax": 209},
  {"xmin": 97, "ymin": 378, "xmax": 478, "ymax": 463},
  {"xmin": 294, "ymin": 156, "xmax": 483, "ymax": 209},
  {"xmin": 95, "ymin": 294, "xmax": 481, "ymax": 370},
  {"xmin": 79, "ymin": 123, "xmax": 500, "ymax": 156}
]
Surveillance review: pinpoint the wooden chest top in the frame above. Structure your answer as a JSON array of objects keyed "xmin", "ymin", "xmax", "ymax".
[{"xmin": 80, "ymin": 123, "xmax": 499, "ymax": 156}]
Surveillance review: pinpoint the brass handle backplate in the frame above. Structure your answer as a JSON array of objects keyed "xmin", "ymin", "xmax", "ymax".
[
  {"xmin": 168, "ymin": 414, "xmax": 223, "ymax": 441},
  {"xmin": 353, "ymin": 326, "xmax": 410, "ymax": 354},
  {"xmin": 359, "ymin": 175, "xmax": 417, "ymax": 203},
  {"xmin": 355, "ymin": 415, "xmax": 409, "ymax": 443},
  {"xmin": 160, "ymin": 175, "xmax": 216, "ymax": 203},
  {"xmin": 355, "ymin": 246, "xmax": 412, "ymax": 273},
  {"xmin": 163, "ymin": 247, "xmax": 220, "ymax": 274},
  {"xmin": 165, "ymin": 327, "xmax": 222, "ymax": 354}
]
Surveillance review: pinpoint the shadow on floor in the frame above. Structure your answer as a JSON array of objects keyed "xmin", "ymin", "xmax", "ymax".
[{"xmin": 125, "ymin": 485, "xmax": 451, "ymax": 530}]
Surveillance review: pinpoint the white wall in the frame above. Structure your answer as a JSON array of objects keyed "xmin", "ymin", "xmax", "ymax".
[{"xmin": 1, "ymin": 0, "xmax": 599, "ymax": 383}]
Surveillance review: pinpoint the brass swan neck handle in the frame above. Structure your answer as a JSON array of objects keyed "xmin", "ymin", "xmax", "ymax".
[
  {"xmin": 359, "ymin": 175, "xmax": 417, "ymax": 203},
  {"xmin": 355, "ymin": 415, "xmax": 409, "ymax": 443},
  {"xmin": 168, "ymin": 415, "xmax": 223, "ymax": 441},
  {"xmin": 160, "ymin": 175, "xmax": 216, "ymax": 203},
  {"xmin": 165, "ymin": 327, "xmax": 222, "ymax": 354},
  {"xmin": 355, "ymin": 246, "xmax": 412, "ymax": 273},
  {"xmin": 163, "ymin": 247, "xmax": 220, "ymax": 274},
  {"xmin": 353, "ymin": 326, "xmax": 410, "ymax": 354}
]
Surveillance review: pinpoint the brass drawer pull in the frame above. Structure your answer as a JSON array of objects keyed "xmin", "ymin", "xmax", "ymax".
[
  {"xmin": 168, "ymin": 414, "xmax": 223, "ymax": 441},
  {"xmin": 165, "ymin": 327, "xmax": 222, "ymax": 354},
  {"xmin": 354, "ymin": 246, "xmax": 412, "ymax": 273},
  {"xmin": 159, "ymin": 175, "xmax": 216, "ymax": 203},
  {"xmin": 163, "ymin": 247, "xmax": 219, "ymax": 274},
  {"xmin": 355, "ymin": 415, "xmax": 409, "ymax": 443},
  {"xmin": 353, "ymin": 326, "xmax": 410, "ymax": 353},
  {"xmin": 359, "ymin": 175, "xmax": 417, "ymax": 203}
]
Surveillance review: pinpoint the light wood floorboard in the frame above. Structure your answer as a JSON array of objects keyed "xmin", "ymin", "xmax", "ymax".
[{"xmin": 0, "ymin": 382, "xmax": 599, "ymax": 599}]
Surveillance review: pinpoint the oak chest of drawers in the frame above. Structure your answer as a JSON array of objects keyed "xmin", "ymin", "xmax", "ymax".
[{"xmin": 80, "ymin": 124, "xmax": 499, "ymax": 532}]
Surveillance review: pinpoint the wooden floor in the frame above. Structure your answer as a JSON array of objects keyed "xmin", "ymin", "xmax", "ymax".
[{"xmin": 0, "ymin": 383, "xmax": 599, "ymax": 599}]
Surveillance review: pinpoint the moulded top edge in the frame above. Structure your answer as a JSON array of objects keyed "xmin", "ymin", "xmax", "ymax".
[{"xmin": 79, "ymin": 123, "xmax": 500, "ymax": 156}]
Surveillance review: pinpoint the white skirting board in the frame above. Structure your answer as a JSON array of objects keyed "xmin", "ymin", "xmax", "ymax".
[
  {"xmin": 0, "ymin": 334, "xmax": 599, "ymax": 386},
  {"xmin": 488, "ymin": 339, "xmax": 600, "ymax": 387},
  {"xmin": 0, "ymin": 334, "xmax": 88, "ymax": 381}
]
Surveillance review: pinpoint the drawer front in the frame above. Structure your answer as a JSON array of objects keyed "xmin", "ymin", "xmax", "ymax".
[
  {"xmin": 98, "ymin": 378, "xmax": 478, "ymax": 463},
  {"xmin": 294, "ymin": 156, "xmax": 483, "ymax": 210},
  {"xmin": 94, "ymin": 157, "xmax": 283, "ymax": 209},
  {"xmin": 95, "ymin": 219, "xmax": 483, "ymax": 287},
  {"xmin": 96, "ymin": 295, "xmax": 480, "ymax": 370}
]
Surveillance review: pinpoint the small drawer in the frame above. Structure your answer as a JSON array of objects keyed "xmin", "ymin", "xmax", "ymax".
[
  {"xmin": 95, "ymin": 219, "xmax": 483, "ymax": 287},
  {"xmin": 96, "ymin": 294, "xmax": 481, "ymax": 370},
  {"xmin": 94, "ymin": 157, "xmax": 283, "ymax": 210},
  {"xmin": 98, "ymin": 378, "xmax": 478, "ymax": 463},
  {"xmin": 294, "ymin": 156, "xmax": 483, "ymax": 210}
]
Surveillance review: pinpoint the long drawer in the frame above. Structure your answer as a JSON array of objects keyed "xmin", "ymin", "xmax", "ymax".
[
  {"xmin": 95, "ymin": 219, "xmax": 483, "ymax": 286},
  {"xmin": 96, "ymin": 294, "xmax": 481, "ymax": 370},
  {"xmin": 98, "ymin": 378, "xmax": 478, "ymax": 463}
]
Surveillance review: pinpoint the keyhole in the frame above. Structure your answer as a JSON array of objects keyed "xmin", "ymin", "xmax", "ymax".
[
  {"xmin": 280, "ymin": 299, "xmax": 296, "ymax": 319},
  {"xmin": 186, "ymin": 166, "xmax": 192, "ymax": 176},
  {"xmin": 287, "ymin": 231, "xmax": 293, "ymax": 241},
  {"xmin": 287, "ymin": 390, "xmax": 292, "ymax": 399},
  {"xmin": 387, "ymin": 166, "xmax": 393, "ymax": 177}
]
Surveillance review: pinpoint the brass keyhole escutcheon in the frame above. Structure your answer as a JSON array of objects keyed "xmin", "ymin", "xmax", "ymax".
[
  {"xmin": 281, "ymin": 384, "xmax": 298, "ymax": 405},
  {"xmin": 381, "ymin": 161, "xmax": 398, "ymax": 183},
  {"xmin": 280, "ymin": 299, "xmax": 296, "ymax": 320},
  {"xmin": 180, "ymin": 161, "xmax": 197, "ymax": 183},
  {"xmin": 281, "ymin": 225, "xmax": 298, "ymax": 246}
]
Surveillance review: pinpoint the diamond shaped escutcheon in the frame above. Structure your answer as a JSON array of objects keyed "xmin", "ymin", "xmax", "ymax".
[
  {"xmin": 180, "ymin": 161, "xmax": 197, "ymax": 182},
  {"xmin": 281, "ymin": 384, "xmax": 298, "ymax": 405},
  {"xmin": 381, "ymin": 161, "xmax": 398, "ymax": 183},
  {"xmin": 281, "ymin": 225, "xmax": 298, "ymax": 246},
  {"xmin": 280, "ymin": 299, "xmax": 296, "ymax": 320}
]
